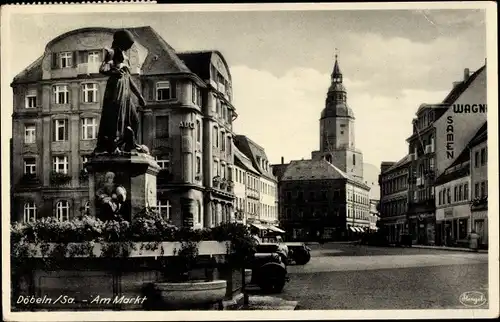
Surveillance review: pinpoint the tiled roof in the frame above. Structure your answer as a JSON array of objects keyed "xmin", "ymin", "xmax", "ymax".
[
  {"xmin": 271, "ymin": 163, "xmax": 289, "ymax": 181},
  {"xmin": 434, "ymin": 123, "xmax": 487, "ymax": 185},
  {"xmin": 234, "ymin": 146, "xmax": 260, "ymax": 175},
  {"xmin": 128, "ymin": 26, "xmax": 191, "ymax": 75},
  {"xmin": 281, "ymin": 159, "xmax": 349, "ymax": 181},
  {"xmin": 382, "ymin": 154, "xmax": 411, "ymax": 174},
  {"xmin": 12, "ymin": 26, "xmax": 192, "ymax": 84},
  {"xmin": 177, "ymin": 51, "xmax": 213, "ymax": 80},
  {"xmin": 441, "ymin": 65, "xmax": 486, "ymax": 105},
  {"xmin": 234, "ymin": 135, "xmax": 276, "ymax": 180}
]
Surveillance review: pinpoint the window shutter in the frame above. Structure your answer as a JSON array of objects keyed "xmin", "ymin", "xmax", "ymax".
[
  {"xmin": 73, "ymin": 51, "xmax": 78, "ymax": 67},
  {"xmin": 52, "ymin": 53, "xmax": 58, "ymax": 69},
  {"xmin": 64, "ymin": 119, "xmax": 69, "ymax": 141},
  {"xmin": 52, "ymin": 120, "xmax": 56, "ymax": 141},
  {"xmin": 170, "ymin": 79, "xmax": 177, "ymax": 99},
  {"xmin": 149, "ymin": 80, "xmax": 155, "ymax": 101}
]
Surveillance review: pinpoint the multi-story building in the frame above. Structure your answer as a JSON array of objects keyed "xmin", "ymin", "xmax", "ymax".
[
  {"xmin": 406, "ymin": 64, "xmax": 486, "ymax": 245},
  {"xmin": 232, "ymin": 145, "xmax": 260, "ymax": 224},
  {"xmin": 279, "ymin": 159, "xmax": 369, "ymax": 241},
  {"xmin": 469, "ymin": 122, "xmax": 488, "ymax": 248},
  {"xmin": 378, "ymin": 156, "xmax": 411, "ymax": 243},
  {"xmin": 233, "ymin": 135, "xmax": 278, "ymax": 226},
  {"xmin": 12, "ymin": 26, "xmax": 237, "ymax": 228},
  {"xmin": 273, "ymin": 55, "xmax": 370, "ymax": 241},
  {"xmin": 434, "ymin": 147, "xmax": 471, "ymax": 246}
]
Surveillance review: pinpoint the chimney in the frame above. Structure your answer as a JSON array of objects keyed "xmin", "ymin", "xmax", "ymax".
[
  {"xmin": 281, "ymin": 156, "xmax": 284, "ymax": 164},
  {"xmin": 464, "ymin": 68, "xmax": 470, "ymax": 81}
]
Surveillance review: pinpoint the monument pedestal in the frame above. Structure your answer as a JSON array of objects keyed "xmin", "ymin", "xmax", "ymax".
[{"xmin": 86, "ymin": 153, "xmax": 161, "ymax": 222}]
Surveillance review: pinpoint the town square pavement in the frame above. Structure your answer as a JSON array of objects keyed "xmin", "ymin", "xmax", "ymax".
[{"xmin": 279, "ymin": 244, "xmax": 489, "ymax": 310}]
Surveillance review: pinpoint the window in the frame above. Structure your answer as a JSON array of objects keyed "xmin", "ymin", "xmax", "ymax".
[
  {"xmin": 221, "ymin": 131, "xmax": 225, "ymax": 151},
  {"xmin": 53, "ymin": 85, "xmax": 69, "ymax": 104},
  {"xmin": 196, "ymin": 156, "xmax": 201, "ymax": 175},
  {"xmin": 23, "ymin": 202, "xmax": 37, "ymax": 223},
  {"xmin": 59, "ymin": 52, "xmax": 73, "ymax": 68},
  {"xmin": 227, "ymin": 136, "xmax": 232, "ymax": 154},
  {"xmin": 454, "ymin": 186, "xmax": 458, "ymax": 202},
  {"xmin": 24, "ymin": 158, "xmax": 36, "ymax": 175},
  {"xmin": 24, "ymin": 124, "xmax": 36, "ymax": 144},
  {"xmin": 213, "ymin": 126, "xmax": 219, "ymax": 147},
  {"xmin": 88, "ymin": 51, "xmax": 100, "ymax": 64},
  {"xmin": 53, "ymin": 119, "xmax": 68, "ymax": 141},
  {"xmin": 82, "ymin": 83, "xmax": 98, "ymax": 103},
  {"xmin": 25, "ymin": 93, "xmax": 37, "ymax": 109},
  {"xmin": 475, "ymin": 151, "xmax": 480, "ymax": 168},
  {"xmin": 353, "ymin": 154, "xmax": 356, "ymax": 165},
  {"xmin": 458, "ymin": 185, "xmax": 463, "ymax": 201},
  {"xmin": 56, "ymin": 200, "xmax": 70, "ymax": 221},
  {"xmin": 474, "ymin": 183, "xmax": 480, "ymax": 198},
  {"xmin": 480, "ymin": 181, "xmax": 486, "ymax": 198},
  {"xmin": 52, "ymin": 156, "xmax": 68, "ymax": 174},
  {"xmin": 213, "ymin": 160, "xmax": 219, "ymax": 176},
  {"xmin": 154, "ymin": 155, "xmax": 171, "ymax": 170},
  {"xmin": 81, "ymin": 117, "xmax": 97, "ymax": 140},
  {"xmin": 464, "ymin": 184, "xmax": 469, "ymax": 200},
  {"xmin": 156, "ymin": 81, "xmax": 175, "ymax": 101},
  {"xmin": 221, "ymin": 164, "xmax": 226, "ymax": 179},
  {"xmin": 155, "ymin": 115, "xmax": 169, "ymax": 138},
  {"xmin": 196, "ymin": 120, "xmax": 201, "ymax": 142},
  {"xmin": 480, "ymin": 148, "xmax": 487, "ymax": 166},
  {"xmin": 157, "ymin": 200, "xmax": 171, "ymax": 220},
  {"xmin": 446, "ymin": 188, "xmax": 451, "ymax": 204},
  {"xmin": 192, "ymin": 83, "xmax": 201, "ymax": 105},
  {"xmin": 216, "ymin": 100, "xmax": 221, "ymax": 115}
]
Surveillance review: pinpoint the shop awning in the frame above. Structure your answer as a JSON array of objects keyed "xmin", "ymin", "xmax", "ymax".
[
  {"xmin": 251, "ymin": 223, "xmax": 267, "ymax": 230},
  {"xmin": 349, "ymin": 226, "xmax": 357, "ymax": 232},
  {"xmin": 357, "ymin": 227, "xmax": 365, "ymax": 233},
  {"xmin": 268, "ymin": 226, "xmax": 285, "ymax": 233}
]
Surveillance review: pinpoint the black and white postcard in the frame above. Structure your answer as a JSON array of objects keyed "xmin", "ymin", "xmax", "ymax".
[{"xmin": 1, "ymin": 2, "xmax": 498, "ymax": 321}]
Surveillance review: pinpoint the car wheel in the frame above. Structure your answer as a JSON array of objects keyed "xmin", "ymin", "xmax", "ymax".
[{"xmin": 272, "ymin": 279, "xmax": 286, "ymax": 293}]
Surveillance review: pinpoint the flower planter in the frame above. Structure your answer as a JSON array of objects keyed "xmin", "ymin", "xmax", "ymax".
[
  {"xmin": 154, "ymin": 280, "xmax": 227, "ymax": 309},
  {"xmin": 27, "ymin": 241, "xmax": 230, "ymax": 258}
]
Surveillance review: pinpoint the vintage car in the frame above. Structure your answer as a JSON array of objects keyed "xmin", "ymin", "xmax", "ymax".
[
  {"xmin": 255, "ymin": 243, "xmax": 289, "ymax": 265},
  {"xmin": 284, "ymin": 242, "xmax": 311, "ymax": 265},
  {"xmin": 248, "ymin": 251, "xmax": 289, "ymax": 293}
]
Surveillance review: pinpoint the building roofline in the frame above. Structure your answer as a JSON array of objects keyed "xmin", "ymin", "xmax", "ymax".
[{"xmin": 177, "ymin": 49, "xmax": 232, "ymax": 82}]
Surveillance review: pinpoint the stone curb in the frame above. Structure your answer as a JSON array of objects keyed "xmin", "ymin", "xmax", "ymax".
[
  {"xmin": 409, "ymin": 244, "xmax": 488, "ymax": 253},
  {"xmin": 222, "ymin": 293, "xmax": 299, "ymax": 310}
]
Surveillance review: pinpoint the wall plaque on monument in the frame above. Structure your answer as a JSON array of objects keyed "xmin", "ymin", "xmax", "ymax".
[{"xmin": 85, "ymin": 29, "xmax": 160, "ymax": 222}]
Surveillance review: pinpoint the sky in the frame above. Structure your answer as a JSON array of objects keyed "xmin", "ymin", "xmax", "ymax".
[{"xmin": 2, "ymin": 6, "xmax": 487, "ymax": 169}]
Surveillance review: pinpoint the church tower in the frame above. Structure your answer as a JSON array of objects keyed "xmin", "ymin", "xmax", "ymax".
[{"xmin": 311, "ymin": 54, "xmax": 364, "ymax": 180}]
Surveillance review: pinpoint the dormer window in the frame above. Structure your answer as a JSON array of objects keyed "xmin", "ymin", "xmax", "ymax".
[
  {"xmin": 156, "ymin": 81, "xmax": 177, "ymax": 101},
  {"xmin": 59, "ymin": 52, "xmax": 73, "ymax": 68}
]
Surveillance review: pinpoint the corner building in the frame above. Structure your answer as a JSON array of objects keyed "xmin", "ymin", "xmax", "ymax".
[{"xmin": 12, "ymin": 26, "xmax": 237, "ymax": 228}]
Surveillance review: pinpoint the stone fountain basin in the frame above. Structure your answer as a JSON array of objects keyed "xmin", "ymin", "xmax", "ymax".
[{"xmin": 155, "ymin": 280, "xmax": 227, "ymax": 308}]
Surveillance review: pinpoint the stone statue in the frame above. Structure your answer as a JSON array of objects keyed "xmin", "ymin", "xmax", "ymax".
[
  {"xmin": 93, "ymin": 29, "xmax": 149, "ymax": 155},
  {"xmin": 96, "ymin": 171, "xmax": 127, "ymax": 221}
]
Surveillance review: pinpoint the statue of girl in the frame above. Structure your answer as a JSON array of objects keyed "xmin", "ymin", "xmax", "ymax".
[{"xmin": 93, "ymin": 29, "xmax": 148, "ymax": 154}]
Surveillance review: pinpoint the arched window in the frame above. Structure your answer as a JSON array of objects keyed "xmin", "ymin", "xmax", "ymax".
[
  {"xmin": 56, "ymin": 200, "xmax": 70, "ymax": 221},
  {"xmin": 23, "ymin": 202, "xmax": 37, "ymax": 223}
]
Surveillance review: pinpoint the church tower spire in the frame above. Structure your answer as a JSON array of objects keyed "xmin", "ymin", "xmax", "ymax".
[{"xmin": 312, "ymin": 51, "xmax": 364, "ymax": 180}]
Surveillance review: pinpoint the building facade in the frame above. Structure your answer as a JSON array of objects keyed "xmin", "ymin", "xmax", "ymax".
[
  {"xmin": 434, "ymin": 148, "xmax": 471, "ymax": 246},
  {"xmin": 378, "ymin": 156, "xmax": 410, "ymax": 243},
  {"xmin": 233, "ymin": 135, "xmax": 278, "ymax": 226},
  {"xmin": 232, "ymin": 145, "xmax": 261, "ymax": 224},
  {"xmin": 279, "ymin": 159, "xmax": 369, "ymax": 241},
  {"xmin": 469, "ymin": 122, "xmax": 488, "ymax": 248},
  {"xmin": 369, "ymin": 199, "xmax": 380, "ymax": 232},
  {"xmin": 406, "ymin": 65, "xmax": 486, "ymax": 245},
  {"xmin": 13, "ymin": 26, "xmax": 238, "ymax": 228}
]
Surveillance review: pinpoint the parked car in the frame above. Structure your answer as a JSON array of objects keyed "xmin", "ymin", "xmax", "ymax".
[
  {"xmin": 284, "ymin": 242, "xmax": 311, "ymax": 265},
  {"xmin": 248, "ymin": 252, "xmax": 289, "ymax": 293},
  {"xmin": 256, "ymin": 243, "xmax": 289, "ymax": 265}
]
